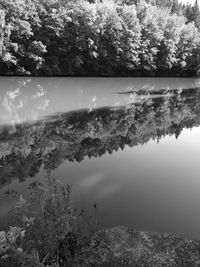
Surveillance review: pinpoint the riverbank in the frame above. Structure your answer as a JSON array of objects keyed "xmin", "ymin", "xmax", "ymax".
[
  {"xmin": 84, "ymin": 226, "xmax": 200, "ymax": 266},
  {"xmin": 1, "ymin": 225, "xmax": 200, "ymax": 266}
]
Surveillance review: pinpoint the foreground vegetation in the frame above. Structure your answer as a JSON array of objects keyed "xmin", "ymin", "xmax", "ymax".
[
  {"xmin": 0, "ymin": 0, "xmax": 200, "ymax": 76},
  {"xmin": 0, "ymin": 174, "xmax": 99, "ymax": 266},
  {"xmin": 1, "ymin": 175, "xmax": 200, "ymax": 266}
]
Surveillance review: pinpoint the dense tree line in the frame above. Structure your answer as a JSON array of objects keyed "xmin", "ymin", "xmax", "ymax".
[{"xmin": 0, "ymin": 0, "xmax": 200, "ymax": 76}]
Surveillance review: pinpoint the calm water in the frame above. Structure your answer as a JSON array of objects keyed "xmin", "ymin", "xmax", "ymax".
[{"xmin": 0, "ymin": 77, "xmax": 200, "ymax": 239}]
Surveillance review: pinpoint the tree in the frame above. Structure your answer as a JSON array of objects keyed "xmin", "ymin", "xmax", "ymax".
[
  {"xmin": 137, "ymin": 2, "xmax": 166, "ymax": 72},
  {"xmin": 0, "ymin": 0, "xmax": 47, "ymax": 75},
  {"xmin": 0, "ymin": 0, "xmax": 199, "ymax": 76},
  {"xmin": 194, "ymin": 0, "xmax": 200, "ymax": 30},
  {"xmin": 185, "ymin": 0, "xmax": 200, "ymax": 29},
  {"xmin": 170, "ymin": 0, "xmax": 181, "ymax": 15}
]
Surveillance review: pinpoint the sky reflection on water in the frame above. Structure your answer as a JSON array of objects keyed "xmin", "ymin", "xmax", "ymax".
[{"xmin": 0, "ymin": 77, "xmax": 200, "ymax": 239}]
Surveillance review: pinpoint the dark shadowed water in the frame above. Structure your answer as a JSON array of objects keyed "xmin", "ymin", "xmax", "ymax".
[{"xmin": 0, "ymin": 77, "xmax": 200, "ymax": 239}]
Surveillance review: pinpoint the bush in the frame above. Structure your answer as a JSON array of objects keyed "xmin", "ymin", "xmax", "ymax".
[{"xmin": 0, "ymin": 173, "xmax": 98, "ymax": 266}]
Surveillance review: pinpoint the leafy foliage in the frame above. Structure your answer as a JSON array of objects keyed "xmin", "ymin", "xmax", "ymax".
[
  {"xmin": 1, "ymin": 174, "xmax": 99, "ymax": 266},
  {"xmin": 0, "ymin": 0, "xmax": 199, "ymax": 76}
]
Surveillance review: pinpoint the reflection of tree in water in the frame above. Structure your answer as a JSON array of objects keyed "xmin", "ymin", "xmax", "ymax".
[{"xmin": 0, "ymin": 88, "xmax": 200, "ymax": 188}]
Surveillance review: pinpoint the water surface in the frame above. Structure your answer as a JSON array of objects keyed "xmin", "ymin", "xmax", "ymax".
[{"xmin": 1, "ymin": 77, "xmax": 200, "ymax": 239}]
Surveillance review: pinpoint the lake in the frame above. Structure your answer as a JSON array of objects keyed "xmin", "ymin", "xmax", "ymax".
[{"xmin": 0, "ymin": 77, "xmax": 200, "ymax": 239}]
